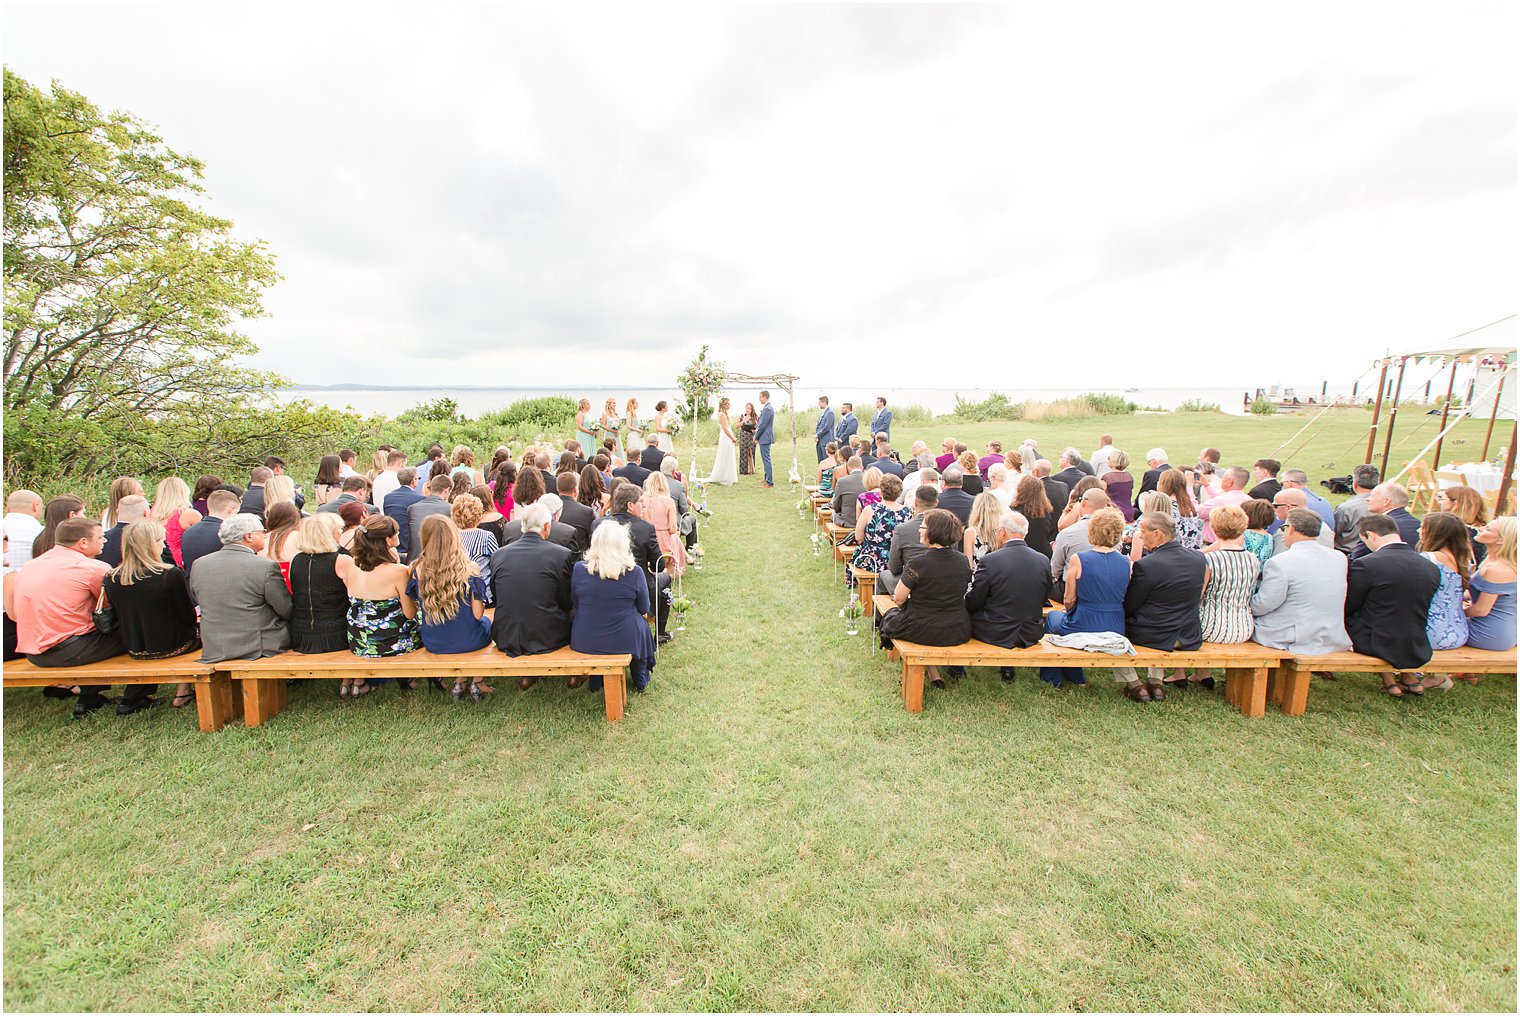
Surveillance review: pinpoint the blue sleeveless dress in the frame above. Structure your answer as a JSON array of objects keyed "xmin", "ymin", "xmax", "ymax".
[
  {"xmin": 1466, "ymin": 571, "xmax": 1517, "ymax": 651},
  {"xmin": 1042, "ymin": 549, "xmax": 1129, "ymax": 686}
]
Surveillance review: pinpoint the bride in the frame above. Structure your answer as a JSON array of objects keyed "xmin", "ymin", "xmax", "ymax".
[{"xmin": 704, "ymin": 397, "xmax": 739, "ymax": 485}]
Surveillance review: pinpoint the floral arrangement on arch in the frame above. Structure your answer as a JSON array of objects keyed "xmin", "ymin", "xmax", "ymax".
[{"xmin": 675, "ymin": 344, "xmax": 727, "ymax": 423}]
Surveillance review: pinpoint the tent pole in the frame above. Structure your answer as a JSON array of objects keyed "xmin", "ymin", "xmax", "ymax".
[
  {"xmin": 1481, "ymin": 370, "xmax": 1507, "ymax": 460},
  {"xmin": 1498, "ymin": 423, "xmax": 1517, "ymax": 516},
  {"xmin": 1431, "ymin": 357, "xmax": 1460, "ymax": 467},
  {"xmin": 1364, "ymin": 358, "xmax": 1389, "ymax": 464},
  {"xmin": 1378, "ymin": 356, "xmax": 1407, "ymax": 479}
]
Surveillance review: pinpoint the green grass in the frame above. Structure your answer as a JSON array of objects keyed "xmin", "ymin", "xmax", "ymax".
[{"xmin": 5, "ymin": 409, "xmax": 1515, "ymax": 1011}]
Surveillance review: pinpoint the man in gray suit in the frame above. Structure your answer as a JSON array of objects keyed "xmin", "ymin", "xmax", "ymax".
[
  {"xmin": 189, "ymin": 514, "xmax": 292, "ymax": 664},
  {"xmin": 1250, "ymin": 509, "xmax": 1353, "ymax": 655},
  {"xmin": 406, "ymin": 473, "xmax": 453, "ymax": 564},
  {"xmin": 830, "ymin": 457, "xmax": 866, "ymax": 529},
  {"xmin": 879, "ymin": 485, "xmax": 938, "ymax": 594},
  {"xmin": 1332, "ymin": 464, "xmax": 1379, "ymax": 555}
]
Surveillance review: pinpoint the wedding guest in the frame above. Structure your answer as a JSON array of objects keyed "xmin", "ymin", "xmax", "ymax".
[
  {"xmin": 643, "ymin": 472, "xmax": 687, "ymax": 578},
  {"xmin": 1248, "ymin": 458, "xmax": 1284, "ymax": 502},
  {"xmin": 1099, "ymin": 450, "xmax": 1135, "ymax": 522},
  {"xmin": 510, "ymin": 467, "xmax": 546, "ymax": 522},
  {"xmin": 489, "ymin": 445, "xmax": 515, "ymax": 476},
  {"xmin": 815, "ymin": 442, "xmax": 841, "ymax": 497},
  {"xmin": 371, "ymin": 450, "xmax": 407, "ymax": 511},
  {"xmin": 877, "ymin": 484, "xmax": 934, "ymax": 595},
  {"xmin": 418, "ymin": 447, "xmax": 446, "ymax": 486},
  {"xmin": 830, "ymin": 457, "xmax": 865, "ymax": 528},
  {"xmin": 1281, "ymin": 469, "xmax": 1335, "ymax": 530},
  {"xmin": 3, "ymin": 489, "xmax": 45, "ymax": 570},
  {"xmin": 612, "ymin": 448, "xmax": 652, "ymax": 488},
  {"xmin": 593, "ymin": 482, "xmax": 671, "ymax": 643},
  {"xmin": 288, "ymin": 514, "xmax": 348, "ymax": 654},
  {"xmin": 473, "ymin": 484, "xmax": 507, "ymax": 546},
  {"xmin": 1126, "ymin": 491, "xmax": 1172, "ymax": 560},
  {"xmin": 31, "ymin": 493, "xmax": 87, "ymax": 559},
  {"xmin": 1197, "ymin": 466, "xmax": 1251, "ymax": 542},
  {"xmin": 1112, "ymin": 512, "xmax": 1206, "ymax": 703},
  {"xmin": 316, "ymin": 475, "xmax": 370, "ymax": 516},
  {"xmin": 1250, "ymin": 509, "xmax": 1352, "ymax": 656},
  {"xmin": 190, "ymin": 514, "xmax": 293, "ymax": 666},
  {"xmin": 967, "ymin": 509, "xmax": 1056, "ymax": 682},
  {"xmin": 451, "ymin": 494, "xmax": 499, "ymax": 597},
  {"xmin": 962, "ymin": 491, "xmax": 1004, "ymax": 573},
  {"xmin": 383, "ymin": 468, "xmax": 422, "ymax": 559},
  {"xmin": 657, "ymin": 459, "xmax": 699, "ymax": 554},
  {"xmin": 1189, "ymin": 505, "xmax": 1261, "ymax": 690},
  {"xmin": 578, "ymin": 464, "xmax": 609, "ymax": 518},
  {"xmin": 853, "ymin": 475, "xmax": 909, "ymax": 584},
  {"xmin": 1271, "ymin": 489, "xmax": 1335, "ymax": 551},
  {"xmin": 1346, "ymin": 514, "xmax": 1442, "ymax": 696},
  {"xmin": 99, "ymin": 494, "xmax": 149, "ymax": 568},
  {"xmin": 1464, "ymin": 516, "xmax": 1516, "ymax": 653},
  {"xmin": 739, "ymin": 403, "xmax": 758, "ymax": 475},
  {"xmin": 148, "ymin": 477, "xmax": 202, "ymax": 568},
  {"xmin": 408, "ymin": 515, "xmax": 492, "ymax": 697},
  {"xmin": 335, "ymin": 515, "xmax": 419, "ymax": 693},
  {"xmin": 181, "ymin": 489, "xmax": 241, "ymax": 576},
  {"xmin": 857, "ymin": 467, "xmax": 884, "ymax": 518},
  {"xmin": 1051, "ymin": 489, "xmax": 1113, "ymax": 582},
  {"xmin": 1332, "ymin": 464, "xmax": 1379, "ymax": 554},
  {"xmin": 1033, "ymin": 459, "xmax": 1068, "ymax": 516},
  {"xmin": 489, "ymin": 460, "xmax": 518, "ymax": 518},
  {"xmin": 500, "ymin": 494, "xmax": 579, "ymax": 551},
  {"xmin": 1052, "ymin": 448, "xmax": 1087, "ymax": 492},
  {"xmin": 1043, "ymin": 506, "xmax": 1129, "ymax": 688},
  {"xmin": 190, "ymin": 475, "xmax": 221, "ymax": 515},
  {"xmin": 238, "ymin": 466, "xmax": 275, "ymax": 522},
  {"xmin": 872, "ymin": 434, "xmax": 905, "ymax": 479},
  {"xmin": 935, "ymin": 437, "xmax": 958, "ymax": 472},
  {"xmin": 1013, "ymin": 475, "xmax": 1058, "ymax": 558},
  {"xmin": 573, "ymin": 521, "xmax": 657, "ymax": 694},
  {"xmin": 260, "ymin": 502, "xmax": 302, "ymax": 592},
  {"xmin": 312, "ymin": 455, "xmax": 343, "ymax": 506},
  {"xmin": 336, "ymin": 500, "xmax": 369, "ymax": 554},
  {"xmin": 1057, "ymin": 476, "xmax": 1103, "ymax": 531},
  {"xmin": 987, "ymin": 463, "xmax": 1015, "ymax": 511},
  {"xmin": 1135, "ymin": 448, "xmax": 1171, "ymax": 507},
  {"xmin": 102, "ymin": 476, "xmax": 145, "ymax": 528},
  {"xmin": 1241, "ymin": 497, "xmax": 1276, "ymax": 569},
  {"xmin": 337, "ymin": 448, "xmax": 360, "ymax": 479},
  {"xmin": 878, "ymin": 509, "xmax": 973, "ymax": 690},
  {"xmin": 901, "ymin": 457, "xmax": 936, "ymax": 496},
  {"xmin": 104, "ymin": 519, "xmax": 200, "ymax": 708},
  {"xmin": 1090, "ymin": 435, "xmax": 1116, "ymax": 475},
  {"xmin": 450, "ymin": 445, "xmax": 483, "ymax": 486},
  {"xmin": 1157, "ymin": 468, "xmax": 1203, "ymax": 550},
  {"xmin": 936, "ymin": 466, "xmax": 975, "ymax": 525},
  {"xmin": 491, "ymin": 502, "xmax": 575, "ymax": 685},
  {"xmin": 1415, "ymin": 512, "xmax": 1471, "ymax": 658},
  {"xmin": 957, "ymin": 451, "xmax": 985, "ymax": 495},
  {"xmin": 1438, "ymin": 485, "xmax": 1492, "ymax": 565},
  {"xmin": 976, "ymin": 441, "xmax": 1004, "ymax": 482}
]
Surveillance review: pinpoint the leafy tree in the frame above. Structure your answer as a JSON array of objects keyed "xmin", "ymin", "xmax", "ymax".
[{"xmin": 3, "ymin": 69, "xmax": 281, "ymax": 433}]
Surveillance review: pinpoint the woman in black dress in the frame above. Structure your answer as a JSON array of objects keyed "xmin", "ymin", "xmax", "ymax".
[
  {"xmin": 1012, "ymin": 475, "xmax": 1058, "ymax": 558},
  {"xmin": 289, "ymin": 514, "xmax": 349, "ymax": 654},
  {"xmin": 738, "ymin": 403, "xmax": 758, "ymax": 475},
  {"xmin": 102, "ymin": 520, "xmax": 200, "ymax": 708},
  {"xmin": 878, "ymin": 508, "xmax": 973, "ymax": 689}
]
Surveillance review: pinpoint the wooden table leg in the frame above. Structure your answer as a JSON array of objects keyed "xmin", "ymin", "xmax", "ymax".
[
  {"xmin": 604, "ymin": 669, "xmax": 625, "ymax": 722},
  {"xmin": 1280, "ymin": 660, "xmax": 1311, "ymax": 717},
  {"xmin": 195, "ymin": 675, "xmax": 230, "ymax": 732},
  {"xmin": 903, "ymin": 663, "xmax": 925, "ymax": 713}
]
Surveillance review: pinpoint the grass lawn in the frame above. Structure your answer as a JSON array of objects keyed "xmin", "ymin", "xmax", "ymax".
[{"xmin": 4, "ymin": 408, "xmax": 1515, "ymax": 1011}]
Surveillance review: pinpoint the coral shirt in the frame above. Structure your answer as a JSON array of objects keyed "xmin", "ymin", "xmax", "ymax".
[{"xmin": 12, "ymin": 547, "xmax": 111, "ymax": 654}]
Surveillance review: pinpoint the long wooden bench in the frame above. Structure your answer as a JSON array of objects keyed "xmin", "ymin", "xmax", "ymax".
[
  {"xmin": 873, "ymin": 595, "xmax": 1285, "ymax": 716},
  {"xmin": 1271, "ymin": 647, "xmax": 1518, "ymax": 716},
  {"xmin": 2, "ymin": 656, "xmax": 232, "ymax": 732},
  {"xmin": 221, "ymin": 646, "xmax": 634, "ymax": 724}
]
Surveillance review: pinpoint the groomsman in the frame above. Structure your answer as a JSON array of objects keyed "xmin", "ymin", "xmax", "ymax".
[
  {"xmin": 870, "ymin": 397, "xmax": 892, "ymax": 442},
  {"xmin": 756, "ymin": 390, "xmax": 775, "ymax": 487},
  {"xmin": 815, "ymin": 396, "xmax": 835, "ymax": 462},
  {"xmin": 834, "ymin": 402, "xmax": 858, "ymax": 447}
]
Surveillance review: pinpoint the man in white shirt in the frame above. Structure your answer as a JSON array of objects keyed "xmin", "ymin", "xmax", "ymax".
[
  {"xmin": 370, "ymin": 450, "xmax": 407, "ymax": 512},
  {"xmin": 337, "ymin": 448, "xmax": 359, "ymax": 479},
  {"xmin": 1090, "ymin": 435, "xmax": 1115, "ymax": 475},
  {"xmin": 901, "ymin": 461, "xmax": 938, "ymax": 500},
  {"xmin": 3, "ymin": 490, "xmax": 45, "ymax": 570}
]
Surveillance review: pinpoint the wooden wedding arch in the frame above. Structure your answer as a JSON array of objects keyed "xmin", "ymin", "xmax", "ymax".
[{"xmin": 720, "ymin": 371, "xmax": 801, "ymax": 481}]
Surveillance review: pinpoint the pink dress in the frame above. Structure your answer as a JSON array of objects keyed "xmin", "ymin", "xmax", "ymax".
[
  {"xmin": 164, "ymin": 511, "xmax": 189, "ymax": 567},
  {"xmin": 647, "ymin": 494, "xmax": 686, "ymax": 578}
]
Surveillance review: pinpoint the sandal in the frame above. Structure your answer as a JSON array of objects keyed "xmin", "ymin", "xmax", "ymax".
[
  {"xmin": 171, "ymin": 692, "xmax": 196, "ymax": 708},
  {"xmin": 1422, "ymin": 675, "xmax": 1455, "ymax": 692},
  {"xmin": 470, "ymin": 681, "xmax": 493, "ymax": 702},
  {"xmin": 1380, "ymin": 678, "xmax": 1405, "ymax": 698},
  {"xmin": 351, "ymin": 681, "xmax": 373, "ymax": 697},
  {"xmin": 1399, "ymin": 676, "xmax": 1425, "ymax": 696}
]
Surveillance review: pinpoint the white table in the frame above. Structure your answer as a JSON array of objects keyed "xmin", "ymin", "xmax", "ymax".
[{"xmin": 1437, "ymin": 464, "xmax": 1514, "ymax": 496}]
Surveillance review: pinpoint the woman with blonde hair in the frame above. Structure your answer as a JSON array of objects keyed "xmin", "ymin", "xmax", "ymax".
[
  {"xmin": 264, "ymin": 474, "xmax": 298, "ymax": 514},
  {"xmin": 600, "ymin": 398, "xmax": 622, "ymax": 449},
  {"xmin": 150, "ymin": 476, "xmax": 202, "ymax": 567},
  {"xmin": 957, "ymin": 450, "xmax": 984, "ymax": 495},
  {"xmin": 451, "ymin": 493, "xmax": 499, "ymax": 599},
  {"xmin": 571, "ymin": 521, "xmax": 657, "ymax": 693},
  {"xmin": 289, "ymin": 514, "xmax": 348, "ymax": 655},
  {"xmin": 575, "ymin": 399, "xmax": 598, "ymax": 456},
  {"xmin": 1100, "ymin": 450, "xmax": 1135, "ymax": 522},
  {"xmin": 364, "ymin": 449, "xmax": 389, "ymax": 484},
  {"xmin": 1437, "ymin": 485, "xmax": 1492, "ymax": 565},
  {"xmin": 643, "ymin": 471, "xmax": 686, "ymax": 577},
  {"xmin": 1463, "ymin": 515, "xmax": 1516, "ymax": 654},
  {"xmin": 624, "ymin": 398, "xmax": 643, "ymax": 456},
  {"xmin": 962, "ymin": 492, "xmax": 1004, "ymax": 572},
  {"xmin": 450, "ymin": 445, "xmax": 482, "ymax": 486},
  {"xmin": 102, "ymin": 476, "xmax": 145, "ymax": 528},
  {"xmin": 407, "ymin": 514, "xmax": 492, "ymax": 698},
  {"xmin": 103, "ymin": 519, "xmax": 200, "ymax": 708},
  {"xmin": 857, "ymin": 466, "xmax": 884, "ymax": 513},
  {"xmin": 986, "ymin": 463, "xmax": 1015, "ymax": 511},
  {"xmin": 1128, "ymin": 490, "xmax": 1173, "ymax": 561}
]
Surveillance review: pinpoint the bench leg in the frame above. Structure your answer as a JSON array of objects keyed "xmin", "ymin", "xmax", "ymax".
[
  {"xmin": 1280, "ymin": 660, "xmax": 1311, "ymax": 718},
  {"xmin": 195, "ymin": 675, "xmax": 230, "ymax": 733},
  {"xmin": 903, "ymin": 664, "xmax": 925, "ymax": 713},
  {"xmin": 604, "ymin": 669, "xmax": 626, "ymax": 722},
  {"xmin": 243, "ymin": 678, "xmax": 279, "ymax": 727},
  {"xmin": 1266, "ymin": 666, "xmax": 1284, "ymax": 707},
  {"xmin": 1230, "ymin": 665, "xmax": 1266, "ymax": 718}
]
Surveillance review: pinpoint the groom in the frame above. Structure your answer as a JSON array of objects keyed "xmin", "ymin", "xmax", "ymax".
[{"xmin": 756, "ymin": 390, "xmax": 775, "ymax": 487}]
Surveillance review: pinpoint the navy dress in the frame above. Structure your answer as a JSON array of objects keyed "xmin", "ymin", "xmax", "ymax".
[
  {"xmin": 1041, "ymin": 549, "xmax": 1130, "ymax": 687},
  {"xmin": 571, "ymin": 562, "xmax": 657, "ymax": 692},
  {"xmin": 405, "ymin": 573, "xmax": 491, "ymax": 654}
]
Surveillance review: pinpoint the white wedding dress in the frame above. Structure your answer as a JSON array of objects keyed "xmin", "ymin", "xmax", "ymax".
[{"xmin": 706, "ymin": 415, "xmax": 739, "ymax": 485}]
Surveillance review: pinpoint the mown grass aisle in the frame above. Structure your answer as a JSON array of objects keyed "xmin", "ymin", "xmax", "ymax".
[{"xmin": 5, "ymin": 420, "xmax": 1517, "ymax": 1011}]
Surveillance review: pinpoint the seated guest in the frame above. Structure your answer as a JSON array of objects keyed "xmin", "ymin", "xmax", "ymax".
[
  {"xmin": 815, "ymin": 442, "xmax": 841, "ymax": 497},
  {"xmin": 638, "ymin": 436, "xmax": 666, "ymax": 472},
  {"xmin": 103, "ymin": 519, "xmax": 200, "ymax": 708},
  {"xmin": 406, "ymin": 473, "xmax": 454, "ymax": 564},
  {"xmin": 873, "ymin": 435, "xmax": 906, "ymax": 479},
  {"xmin": 1112, "ymin": 512, "xmax": 1206, "ymax": 703},
  {"xmin": 336, "ymin": 500, "xmax": 369, "ymax": 553},
  {"xmin": 1241, "ymin": 497, "xmax": 1276, "ymax": 569},
  {"xmin": 556, "ymin": 472, "xmax": 595, "ymax": 551},
  {"xmin": 1057, "ymin": 476, "xmax": 1103, "ymax": 531},
  {"xmin": 180, "ymin": 489, "xmax": 241, "ymax": 576},
  {"xmin": 190, "ymin": 474, "xmax": 221, "ymax": 515},
  {"xmin": 1281, "ymin": 468, "xmax": 1335, "ymax": 530},
  {"xmin": 337, "ymin": 447, "xmax": 360, "ymax": 479},
  {"xmin": 288, "ymin": 514, "xmax": 349, "ymax": 654},
  {"xmin": 1099, "ymin": 450, "xmax": 1135, "ymax": 522},
  {"xmin": 489, "ymin": 460, "xmax": 518, "ymax": 519},
  {"xmin": 962, "ymin": 492, "xmax": 1004, "ymax": 572},
  {"xmin": 987, "ymin": 463, "xmax": 1015, "ymax": 511},
  {"xmin": 1052, "ymin": 448, "xmax": 1087, "ymax": 492},
  {"xmin": 658, "ymin": 458, "xmax": 698, "ymax": 554},
  {"xmin": 190, "ymin": 514, "xmax": 293, "ymax": 667},
  {"xmin": 1415, "ymin": 512, "xmax": 1471, "ymax": 663},
  {"xmin": 1157, "ymin": 468, "xmax": 1203, "ymax": 550},
  {"xmin": 1191, "ymin": 505, "xmax": 1261, "ymax": 690},
  {"xmin": 451, "ymin": 494, "xmax": 499, "ymax": 599},
  {"xmin": 878, "ymin": 509, "xmax": 973, "ymax": 689},
  {"xmin": 957, "ymin": 451, "xmax": 985, "ymax": 495},
  {"xmin": 472, "ymin": 484, "xmax": 507, "ymax": 545},
  {"xmin": 150, "ymin": 477, "xmax": 203, "ymax": 568},
  {"xmin": 934, "ymin": 437, "xmax": 958, "ymax": 472},
  {"xmin": 574, "ymin": 521, "xmax": 658, "ymax": 694},
  {"xmin": 3, "ymin": 489, "xmax": 45, "ymax": 570},
  {"xmin": 1033, "ymin": 459, "xmax": 1069, "ymax": 516},
  {"xmin": 579, "ymin": 464, "xmax": 609, "ymax": 519},
  {"xmin": 316, "ymin": 475, "xmax": 370, "ymax": 516},
  {"xmin": 509, "ymin": 466, "xmax": 547, "ymax": 522},
  {"xmin": 99, "ymin": 494, "xmax": 149, "ymax": 568},
  {"xmin": 1247, "ymin": 458, "xmax": 1283, "ymax": 502},
  {"xmin": 31, "ymin": 493, "xmax": 87, "ymax": 560},
  {"xmin": 830, "ymin": 457, "xmax": 865, "ymax": 528},
  {"xmin": 592, "ymin": 482, "xmax": 671, "ymax": 643},
  {"xmin": 612, "ymin": 449, "xmax": 652, "ymax": 488},
  {"xmin": 1043, "ymin": 506, "xmax": 1129, "ymax": 688},
  {"xmin": 1332, "ymin": 464, "xmax": 1379, "ymax": 554},
  {"xmin": 1250, "ymin": 509, "xmax": 1352, "ymax": 656},
  {"xmin": 383, "ymin": 467, "xmax": 422, "ymax": 559},
  {"xmin": 1464, "ymin": 515, "xmax": 1516, "ymax": 653},
  {"xmin": 334, "ymin": 515, "xmax": 419, "ymax": 693},
  {"xmin": 857, "ymin": 466, "xmax": 884, "ymax": 515},
  {"xmin": 936, "ymin": 466, "xmax": 975, "ymax": 525},
  {"xmin": 1439, "ymin": 484, "xmax": 1492, "ymax": 565},
  {"xmin": 901, "ymin": 458, "xmax": 936, "ymax": 498},
  {"xmin": 853, "ymin": 475, "xmax": 909, "ymax": 582},
  {"xmin": 101, "ymin": 477, "xmax": 144, "ymax": 529},
  {"xmin": 1050, "ymin": 488, "xmax": 1112, "ymax": 583},
  {"xmin": 239, "ymin": 466, "xmax": 274, "ymax": 522},
  {"xmin": 1135, "ymin": 448, "xmax": 1170, "ymax": 507},
  {"xmin": 13, "ymin": 517, "xmax": 135, "ymax": 718},
  {"xmin": 878, "ymin": 483, "xmax": 934, "ymax": 595},
  {"xmin": 976, "ymin": 441, "xmax": 1004, "ymax": 482},
  {"xmin": 500, "ymin": 493, "xmax": 579, "ymax": 551},
  {"xmin": 264, "ymin": 474, "xmax": 299, "ymax": 516},
  {"xmin": 967, "ymin": 509, "xmax": 1057, "ymax": 682},
  {"xmin": 489, "ymin": 502, "xmax": 575, "ymax": 688},
  {"xmin": 312, "ymin": 455, "xmax": 344, "ymax": 506},
  {"xmin": 408, "ymin": 515, "xmax": 492, "ymax": 697},
  {"xmin": 260, "ymin": 502, "xmax": 303, "ymax": 590},
  {"xmin": 643, "ymin": 474, "xmax": 687, "ymax": 578},
  {"xmin": 1013, "ymin": 475, "xmax": 1057, "ymax": 558},
  {"xmin": 1090, "ymin": 435, "xmax": 1116, "ymax": 474},
  {"xmin": 1271, "ymin": 489, "xmax": 1335, "ymax": 551},
  {"xmin": 1346, "ymin": 514, "xmax": 1442, "ymax": 696},
  {"xmin": 1197, "ymin": 466, "xmax": 1251, "ymax": 542},
  {"xmin": 371, "ymin": 450, "xmax": 408, "ymax": 511}
]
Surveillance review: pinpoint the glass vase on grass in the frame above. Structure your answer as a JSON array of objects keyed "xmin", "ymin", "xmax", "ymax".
[{"xmin": 840, "ymin": 594, "xmax": 864, "ymax": 636}]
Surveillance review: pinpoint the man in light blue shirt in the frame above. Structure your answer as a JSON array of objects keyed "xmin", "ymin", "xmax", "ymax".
[{"xmin": 1280, "ymin": 468, "xmax": 1336, "ymax": 531}]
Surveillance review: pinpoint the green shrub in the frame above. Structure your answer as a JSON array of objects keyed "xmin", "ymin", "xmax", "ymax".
[
  {"xmin": 1249, "ymin": 397, "xmax": 1278, "ymax": 416},
  {"xmin": 400, "ymin": 397, "xmax": 461, "ymax": 423},
  {"xmin": 1081, "ymin": 393, "xmax": 1139, "ymax": 415},
  {"xmin": 1175, "ymin": 398, "xmax": 1223, "ymax": 413},
  {"xmin": 890, "ymin": 403, "xmax": 936, "ymax": 425},
  {"xmin": 951, "ymin": 392, "xmax": 1024, "ymax": 422}
]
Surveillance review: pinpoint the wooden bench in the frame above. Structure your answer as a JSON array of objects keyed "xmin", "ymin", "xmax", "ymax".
[
  {"xmin": 2, "ymin": 656, "xmax": 232, "ymax": 732},
  {"xmin": 220, "ymin": 646, "xmax": 634, "ymax": 724},
  {"xmin": 852, "ymin": 567, "xmax": 877, "ymax": 613},
  {"xmin": 872, "ymin": 596, "xmax": 1285, "ymax": 716},
  {"xmin": 1271, "ymin": 647, "xmax": 1518, "ymax": 716}
]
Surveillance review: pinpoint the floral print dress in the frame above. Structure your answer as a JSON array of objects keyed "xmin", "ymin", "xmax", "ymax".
[
  {"xmin": 347, "ymin": 597, "xmax": 421, "ymax": 657},
  {"xmin": 851, "ymin": 503, "xmax": 912, "ymax": 578}
]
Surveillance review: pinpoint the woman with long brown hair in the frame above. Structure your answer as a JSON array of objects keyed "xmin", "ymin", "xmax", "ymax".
[
  {"xmin": 407, "ymin": 515, "xmax": 492, "ymax": 698},
  {"xmin": 489, "ymin": 460, "xmax": 517, "ymax": 519},
  {"xmin": 311, "ymin": 455, "xmax": 342, "ymax": 506},
  {"xmin": 1057, "ymin": 475, "xmax": 1103, "ymax": 531},
  {"xmin": 31, "ymin": 494, "xmax": 86, "ymax": 559},
  {"xmin": 1416, "ymin": 512, "xmax": 1472, "ymax": 659},
  {"xmin": 1011, "ymin": 475, "xmax": 1056, "ymax": 557},
  {"xmin": 102, "ymin": 477, "xmax": 144, "ymax": 528},
  {"xmin": 333, "ymin": 515, "xmax": 418, "ymax": 694},
  {"xmin": 578, "ymin": 464, "xmax": 609, "ymax": 518},
  {"xmin": 1437, "ymin": 485, "xmax": 1492, "ymax": 565},
  {"xmin": 1157, "ymin": 468, "xmax": 1203, "ymax": 550},
  {"xmin": 510, "ymin": 466, "xmax": 546, "ymax": 522}
]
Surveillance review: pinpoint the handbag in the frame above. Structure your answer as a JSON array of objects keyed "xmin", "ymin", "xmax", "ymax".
[{"xmin": 91, "ymin": 586, "xmax": 118, "ymax": 635}]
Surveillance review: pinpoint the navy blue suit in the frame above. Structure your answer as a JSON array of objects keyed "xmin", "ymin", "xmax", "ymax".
[
  {"xmin": 870, "ymin": 407, "xmax": 892, "ymax": 441},
  {"xmin": 755, "ymin": 402, "xmax": 775, "ymax": 484},
  {"xmin": 815, "ymin": 407, "xmax": 835, "ymax": 462},
  {"xmin": 834, "ymin": 412, "xmax": 858, "ymax": 447},
  {"xmin": 383, "ymin": 485, "xmax": 424, "ymax": 560}
]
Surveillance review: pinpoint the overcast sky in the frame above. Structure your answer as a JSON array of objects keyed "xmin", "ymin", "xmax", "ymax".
[{"xmin": 4, "ymin": 2, "xmax": 1515, "ymax": 390}]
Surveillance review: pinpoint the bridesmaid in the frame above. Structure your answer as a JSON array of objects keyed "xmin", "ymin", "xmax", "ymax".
[
  {"xmin": 600, "ymin": 398, "xmax": 621, "ymax": 451},
  {"xmin": 652, "ymin": 401, "xmax": 674, "ymax": 454},
  {"xmin": 624, "ymin": 398, "xmax": 643, "ymax": 456},
  {"xmin": 574, "ymin": 399, "xmax": 599, "ymax": 461}
]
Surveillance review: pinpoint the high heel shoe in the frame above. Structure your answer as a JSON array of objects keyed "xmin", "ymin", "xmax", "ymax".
[
  {"xmin": 451, "ymin": 683, "xmax": 464, "ymax": 702},
  {"xmin": 470, "ymin": 681, "xmax": 490, "ymax": 702}
]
